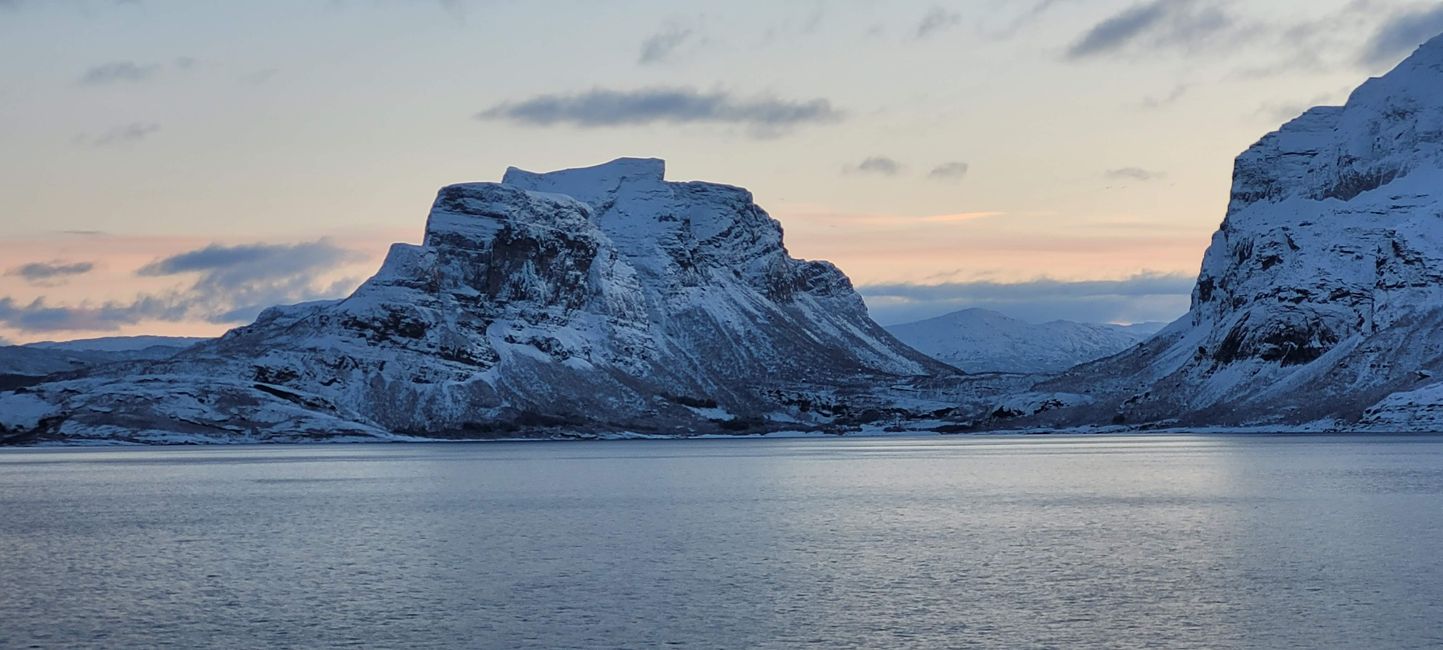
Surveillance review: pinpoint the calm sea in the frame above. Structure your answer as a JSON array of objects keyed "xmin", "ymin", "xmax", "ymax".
[{"xmin": 2, "ymin": 435, "xmax": 1441, "ymax": 648}]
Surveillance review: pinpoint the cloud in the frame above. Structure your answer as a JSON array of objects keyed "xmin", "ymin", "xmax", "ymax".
[
  {"xmin": 0, "ymin": 240, "xmax": 366, "ymax": 333},
  {"xmin": 916, "ymin": 6, "xmax": 961, "ymax": 39},
  {"xmin": 136, "ymin": 241, "xmax": 364, "ymax": 321},
  {"xmin": 860, "ymin": 272, "xmax": 1194, "ymax": 325},
  {"xmin": 1140, "ymin": 84, "xmax": 1189, "ymax": 109},
  {"xmin": 1359, "ymin": 5, "xmax": 1443, "ymax": 67},
  {"xmin": 5, "ymin": 261, "xmax": 94, "ymax": 285},
  {"xmin": 78, "ymin": 61, "xmax": 161, "ymax": 85},
  {"xmin": 478, "ymin": 87, "xmax": 841, "ymax": 134},
  {"xmin": 78, "ymin": 122, "xmax": 160, "ymax": 147},
  {"xmin": 639, "ymin": 24, "xmax": 694, "ymax": 64},
  {"xmin": 0, "ymin": 296, "xmax": 178, "ymax": 333},
  {"xmin": 988, "ymin": 0, "xmax": 1067, "ymax": 38},
  {"xmin": 850, "ymin": 156, "xmax": 903, "ymax": 176},
  {"xmin": 1066, "ymin": 0, "xmax": 1234, "ymax": 60},
  {"xmin": 1105, "ymin": 167, "xmax": 1162, "ymax": 182},
  {"xmin": 928, "ymin": 162, "xmax": 970, "ymax": 181},
  {"xmin": 136, "ymin": 242, "xmax": 332, "ymax": 276}
]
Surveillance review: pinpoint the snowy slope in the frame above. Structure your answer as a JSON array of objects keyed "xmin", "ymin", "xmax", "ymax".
[
  {"xmin": 0, "ymin": 159, "xmax": 961, "ymax": 444},
  {"xmin": 1015, "ymin": 34, "xmax": 1443, "ymax": 431},
  {"xmin": 886, "ymin": 309, "xmax": 1152, "ymax": 374},
  {"xmin": 0, "ymin": 337, "xmax": 203, "ymax": 383},
  {"xmin": 25, "ymin": 336, "xmax": 206, "ymax": 353}
]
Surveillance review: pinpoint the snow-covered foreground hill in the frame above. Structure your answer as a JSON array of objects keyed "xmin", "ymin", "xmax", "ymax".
[
  {"xmin": 987, "ymin": 34, "xmax": 1443, "ymax": 432},
  {"xmin": 1, "ymin": 159, "xmax": 1014, "ymax": 444},
  {"xmin": 886, "ymin": 309, "xmax": 1162, "ymax": 374}
]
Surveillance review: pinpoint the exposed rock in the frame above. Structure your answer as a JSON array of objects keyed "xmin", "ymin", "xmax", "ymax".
[{"xmin": 1024, "ymin": 34, "xmax": 1443, "ymax": 430}]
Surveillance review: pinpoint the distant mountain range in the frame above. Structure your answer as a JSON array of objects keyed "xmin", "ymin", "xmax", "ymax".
[
  {"xmin": 0, "ymin": 336, "xmax": 205, "ymax": 390},
  {"xmin": 886, "ymin": 309, "xmax": 1165, "ymax": 374}
]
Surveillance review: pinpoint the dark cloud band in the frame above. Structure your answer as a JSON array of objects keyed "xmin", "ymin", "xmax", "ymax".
[
  {"xmin": 478, "ymin": 87, "xmax": 841, "ymax": 131},
  {"xmin": 1360, "ymin": 7, "xmax": 1443, "ymax": 67},
  {"xmin": 6, "ymin": 261, "xmax": 94, "ymax": 284},
  {"xmin": 0, "ymin": 241, "xmax": 366, "ymax": 333},
  {"xmin": 1066, "ymin": 0, "xmax": 1233, "ymax": 60}
]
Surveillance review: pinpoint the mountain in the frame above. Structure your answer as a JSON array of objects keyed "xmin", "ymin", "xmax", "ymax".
[
  {"xmin": 25, "ymin": 336, "xmax": 208, "ymax": 353},
  {"xmin": 0, "ymin": 337, "xmax": 204, "ymax": 391},
  {"xmin": 885, "ymin": 309, "xmax": 1156, "ymax": 374},
  {"xmin": 0, "ymin": 158, "xmax": 963, "ymax": 444},
  {"xmin": 1005, "ymin": 34, "xmax": 1443, "ymax": 430}
]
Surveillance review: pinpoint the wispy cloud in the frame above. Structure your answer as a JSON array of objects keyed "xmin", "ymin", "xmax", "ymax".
[
  {"xmin": 478, "ymin": 87, "xmax": 842, "ymax": 134},
  {"xmin": 927, "ymin": 162, "xmax": 970, "ymax": 181},
  {"xmin": 848, "ymin": 156, "xmax": 903, "ymax": 176},
  {"xmin": 78, "ymin": 61, "xmax": 161, "ymax": 85},
  {"xmin": 987, "ymin": 0, "xmax": 1067, "ymax": 39},
  {"xmin": 5, "ymin": 261, "xmax": 94, "ymax": 285},
  {"xmin": 1359, "ymin": 5, "xmax": 1443, "ymax": 67},
  {"xmin": 915, "ymin": 6, "xmax": 961, "ymax": 39},
  {"xmin": 639, "ymin": 24, "xmax": 695, "ymax": 64},
  {"xmin": 860, "ymin": 272, "xmax": 1195, "ymax": 325},
  {"xmin": 136, "ymin": 241, "xmax": 364, "ymax": 322},
  {"xmin": 1105, "ymin": 167, "xmax": 1163, "ymax": 182},
  {"xmin": 1066, "ymin": 0, "xmax": 1235, "ymax": 60},
  {"xmin": 0, "ymin": 296, "xmax": 181, "ymax": 334},
  {"xmin": 1140, "ymin": 84, "xmax": 1189, "ymax": 109},
  {"xmin": 0, "ymin": 240, "xmax": 366, "ymax": 333},
  {"xmin": 76, "ymin": 122, "xmax": 160, "ymax": 148}
]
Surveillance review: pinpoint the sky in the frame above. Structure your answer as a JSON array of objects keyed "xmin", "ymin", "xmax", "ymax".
[{"xmin": 1, "ymin": 0, "xmax": 1439, "ymax": 343}]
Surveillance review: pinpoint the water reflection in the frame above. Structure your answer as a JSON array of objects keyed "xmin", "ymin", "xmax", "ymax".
[{"xmin": 1, "ymin": 435, "xmax": 1441, "ymax": 648}]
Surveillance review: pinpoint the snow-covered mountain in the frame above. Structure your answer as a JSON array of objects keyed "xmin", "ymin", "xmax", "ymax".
[
  {"xmin": 1010, "ymin": 34, "xmax": 1443, "ymax": 431},
  {"xmin": 0, "ymin": 337, "xmax": 204, "ymax": 390},
  {"xmin": 24, "ymin": 336, "xmax": 207, "ymax": 353},
  {"xmin": 0, "ymin": 158, "xmax": 964, "ymax": 443},
  {"xmin": 886, "ymin": 309, "xmax": 1158, "ymax": 374}
]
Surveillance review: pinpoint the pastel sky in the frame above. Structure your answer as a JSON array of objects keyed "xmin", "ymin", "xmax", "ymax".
[{"xmin": 2, "ymin": 0, "xmax": 1440, "ymax": 343}]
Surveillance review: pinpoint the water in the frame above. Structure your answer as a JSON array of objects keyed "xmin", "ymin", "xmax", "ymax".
[{"xmin": 2, "ymin": 435, "xmax": 1442, "ymax": 649}]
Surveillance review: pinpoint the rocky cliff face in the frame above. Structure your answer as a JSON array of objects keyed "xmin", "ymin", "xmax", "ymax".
[
  {"xmin": 1027, "ymin": 35, "xmax": 1443, "ymax": 430},
  {"xmin": 0, "ymin": 159, "xmax": 958, "ymax": 443}
]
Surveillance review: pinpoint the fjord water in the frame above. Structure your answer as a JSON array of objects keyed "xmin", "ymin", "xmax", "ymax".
[{"xmin": 2, "ymin": 436, "xmax": 1441, "ymax": 649}]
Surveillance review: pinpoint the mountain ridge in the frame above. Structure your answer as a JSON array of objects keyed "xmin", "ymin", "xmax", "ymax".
[{"xmin": 1008, "ymin": 34, "xmax": 1443, "ymax": 431}]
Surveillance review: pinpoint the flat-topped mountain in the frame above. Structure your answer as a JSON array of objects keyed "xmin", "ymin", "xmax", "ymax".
[{"xmin": 0, "ymin": 159, "xmax": 956, "ymax": 443}]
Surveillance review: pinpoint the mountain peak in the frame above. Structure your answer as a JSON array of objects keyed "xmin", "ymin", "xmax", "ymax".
[
  {"xmin": 502, "ymin": 158, "xmax": 667, "ymax": 205},
  {"xmin": 1407, "ymin": 32, "xmax": 1443, "ymax": 65}
]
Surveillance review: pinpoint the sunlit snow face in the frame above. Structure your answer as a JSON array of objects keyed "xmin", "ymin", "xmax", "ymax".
[{"xmin": 0, "ymin": 0, "xmax": 1429, "ymax": 341}]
